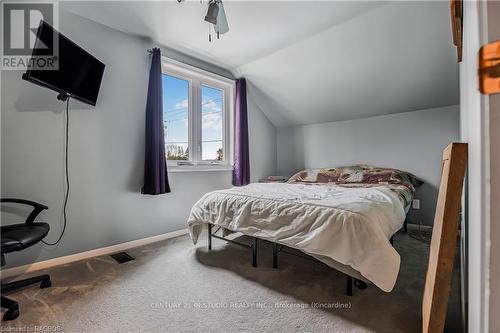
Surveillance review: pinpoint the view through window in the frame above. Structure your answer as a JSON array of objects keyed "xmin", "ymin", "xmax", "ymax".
[
  {"xmin": 163, "ymin": 74, "xmax": 189, "ymax": 161},
  {"xmin": 201, "ymin": 85, "xmax": 224, "ymax": 161},
  {"xmin": 162, "ymin": 63, "xmax": 232, "ymax": 167}
]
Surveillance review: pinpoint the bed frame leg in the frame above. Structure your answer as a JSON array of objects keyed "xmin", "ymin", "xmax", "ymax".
[
  {"xmin": 354, "ymin": 279, "xmax": 368, "ymax": 289},
  {"xmin": 273, "ymin": 243, "xmax": 278, "ymax": 269},
  {"xmin": 252, "ymin": 238, "xmax": 258, "ymax": 267},
  {"xmin": 346, "ymin": 275, "xmax": 353, "ymax": 296},
  {"xmin": 403, "ymin": 218, "xmax": 408, "ymax": 233},
  {"xmin": 208, "ymin": 224, "xmax": 212, "ymax": 251}
]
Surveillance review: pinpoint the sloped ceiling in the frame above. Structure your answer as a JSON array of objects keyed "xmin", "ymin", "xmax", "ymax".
[{"xmin": 63, "ymin": 1, "xmax": 459, "ymax": 127}]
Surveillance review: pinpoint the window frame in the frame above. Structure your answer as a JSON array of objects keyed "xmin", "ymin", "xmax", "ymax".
[{"xmin": 161, "ymin": 57, "xmax": 235, "ymax": 171}]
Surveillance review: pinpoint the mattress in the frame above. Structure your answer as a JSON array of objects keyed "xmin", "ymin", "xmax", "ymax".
[{"xmin": 187, "ymin": 182, "xmax": 408, "ymax": 292}]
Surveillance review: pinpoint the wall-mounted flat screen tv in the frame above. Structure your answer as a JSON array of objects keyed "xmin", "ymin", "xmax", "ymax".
[{"xmin": 22, "ymin": 21, "xmax": 105, "ymax": 106}]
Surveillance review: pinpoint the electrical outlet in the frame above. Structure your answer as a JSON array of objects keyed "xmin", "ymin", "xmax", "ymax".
[{"xmin": 412, "ymin": 199, "xmax": 420, "ymax": 210}]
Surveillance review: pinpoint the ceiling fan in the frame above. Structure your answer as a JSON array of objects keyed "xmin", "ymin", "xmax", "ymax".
[
  {"xmin": 178, "ymin": 0, "xmax": 229, "ymax": 42},
  {"xmin": 205, "ymin": 0, "xmax": 229, "ymax": 41}
]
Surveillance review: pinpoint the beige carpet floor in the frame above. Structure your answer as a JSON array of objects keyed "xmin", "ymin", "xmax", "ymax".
[{"xmin": 0, "ymin": 231, "xmax": 461, "ymax": 332}]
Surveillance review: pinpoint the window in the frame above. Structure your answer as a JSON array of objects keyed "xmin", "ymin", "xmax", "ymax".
[
  {"xmin": 163, "ymin": 75, "xmax": 190, "ymax": 161},
  {"xmin": 162, "ymin": 58, "xmax": 234, "ymax": 170},
  {"xmin": 201, "ymin": 85, "xmax": 224, "ymax": 161}
]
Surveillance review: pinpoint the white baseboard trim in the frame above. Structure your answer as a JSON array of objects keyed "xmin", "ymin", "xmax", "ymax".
[{"xmin": 1, "ymin": 228, "xmax": 189, "ymax": 279}]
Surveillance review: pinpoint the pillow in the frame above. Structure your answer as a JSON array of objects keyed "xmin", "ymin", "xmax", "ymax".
[
  {"xmin": 287, "ymin": 169, "xmax": 326, "ymax": 183},
  {"xmin": 288, "ymin": 165, "xmax": 423, "ymax": 189}
]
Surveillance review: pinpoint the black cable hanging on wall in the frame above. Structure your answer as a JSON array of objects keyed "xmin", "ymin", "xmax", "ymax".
[{"xmin": 43, "ymin": 97, "xmax": 70, "ymax": 246}]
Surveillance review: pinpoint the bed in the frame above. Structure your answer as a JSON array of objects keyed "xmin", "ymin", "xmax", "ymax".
[{"xmin": 187, "ymin": 165, "xmax": 422, "ymax": 293}]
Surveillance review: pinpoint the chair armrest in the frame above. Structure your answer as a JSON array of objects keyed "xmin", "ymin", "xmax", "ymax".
[{"xmin": 1, "ymin": 198, "xmax": 48, "ymax": 224}]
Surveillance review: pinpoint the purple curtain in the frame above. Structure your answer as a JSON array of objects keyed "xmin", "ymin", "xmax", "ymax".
[
  {"xmin": 142, "ymin": 48, "xmax": 171, "ymax": 195},
  {"xmin": 232, "ymin": 78, "xmax": 250, "ymax": 186}
]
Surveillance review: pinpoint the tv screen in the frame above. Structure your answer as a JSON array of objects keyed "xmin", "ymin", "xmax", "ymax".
[{"xmin": 23, "ymin": 21, "xmax": 105, "ymax": 106}]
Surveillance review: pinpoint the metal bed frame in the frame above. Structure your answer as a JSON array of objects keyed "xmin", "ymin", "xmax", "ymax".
[{"xmin": 207, "ymin": 218, "xmax": 407, "ymax": 296}]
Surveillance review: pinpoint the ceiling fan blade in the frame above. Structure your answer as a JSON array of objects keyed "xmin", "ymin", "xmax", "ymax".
[{"xmin": 215, "ymin": 1, "xmax": 229, "ymax": 34}]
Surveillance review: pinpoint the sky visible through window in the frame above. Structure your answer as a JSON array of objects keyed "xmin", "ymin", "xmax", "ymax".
[
  {"xmin": 163, "ymin": 74, "xmax": 189, "ymax": 160},
  {"xmin": 201, "ymin": 85, "xmax": 223, "ymax": 161},
  {"xmin": 163, "ymin": 74, "xmax": 224, "ymax": 161}
]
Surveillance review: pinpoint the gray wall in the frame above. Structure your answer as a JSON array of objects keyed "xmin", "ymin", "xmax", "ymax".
[
  {"xmin": 248, "ymin": 97, "xmax": 277, "ymax": 181},
  {"xmin": 0, "ymin": 11, "xmax": 276, "ymax": 268},
  {"xmin": 277, "ymin": 105, "xmax": 460, "ymax": 225}
]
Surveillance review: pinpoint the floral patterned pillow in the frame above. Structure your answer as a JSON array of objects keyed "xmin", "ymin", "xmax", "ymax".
[{"xmin": 288, "ymin": 165, "xmax": 423, "ymax": 189}]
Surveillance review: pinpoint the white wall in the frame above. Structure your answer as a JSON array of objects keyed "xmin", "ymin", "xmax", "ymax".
[
  {"xmin": 0, "ymin": 11, "xmax": 276, "ymax": 268},
  {"xmin": 237, "ymin": 1, "xmax": 459, "ymax": 127},
  {"xmin": 487, "ymin": 2, "xmax": 500, "ymax": 332},
  {"xmin": 277, "ymin": 105, "xmax": 460, "ymax": 225},
  {"xmin": 459, "ymin": 2, "xmax": 491, "ymax": 332}
]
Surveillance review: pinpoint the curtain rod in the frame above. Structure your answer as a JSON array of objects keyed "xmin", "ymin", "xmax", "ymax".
[{"xmin": 147, "ymin": 48, "xmax": 236, "ymax": 82}]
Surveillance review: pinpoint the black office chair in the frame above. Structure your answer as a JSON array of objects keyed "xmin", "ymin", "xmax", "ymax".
[{"xmin": 1, "ymin": 199, "xmax": 52, "ymax": 321}]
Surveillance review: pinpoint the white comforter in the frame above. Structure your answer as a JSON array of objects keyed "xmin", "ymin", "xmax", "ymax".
[{"xmin": 187, "ymin": 183, "xmax": 406, "ymax": 292}]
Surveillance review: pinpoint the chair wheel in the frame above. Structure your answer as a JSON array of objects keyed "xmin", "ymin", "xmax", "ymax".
[
  {"xmin": 3, "ymin": 307, "xmax": 19, "ymax": 321},
  {"xmin": 354, "ymin": 279, "xmax": 367, "ymax": 289},
  {"xmin": 40, "ymin": 279, "xmax": 51, "ymax": 289}
]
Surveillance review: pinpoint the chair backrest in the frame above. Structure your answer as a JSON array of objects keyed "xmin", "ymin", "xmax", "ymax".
[
  {"xmin": 422, "ymin": 142, "xmax": 467, "ymax": 333},
  {"xmin": 0, "ymin": 199, "xmax": 48, "ymax": 224}
]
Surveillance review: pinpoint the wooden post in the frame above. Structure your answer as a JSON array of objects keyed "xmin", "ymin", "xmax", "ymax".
[{"xmin": 422, "ymin": 143, "xmax": 467, "ymax": 333}]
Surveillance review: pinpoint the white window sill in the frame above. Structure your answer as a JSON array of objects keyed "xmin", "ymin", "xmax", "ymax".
[{"xmin": 167, "ymin": 165, "xmax": 233, "ymax": 173}]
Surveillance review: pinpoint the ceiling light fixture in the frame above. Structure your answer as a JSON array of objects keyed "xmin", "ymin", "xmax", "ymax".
[
  {"xmin": 204, "ymin": 0, "xmax": 219, "ymax": 25},
  {"xmin": 204, "ymin": 0, "xmax": 229, "ymax": 42},
  {"xmin": 177, "ymin": 0, "xmax": 229, "ymax": 42}
]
